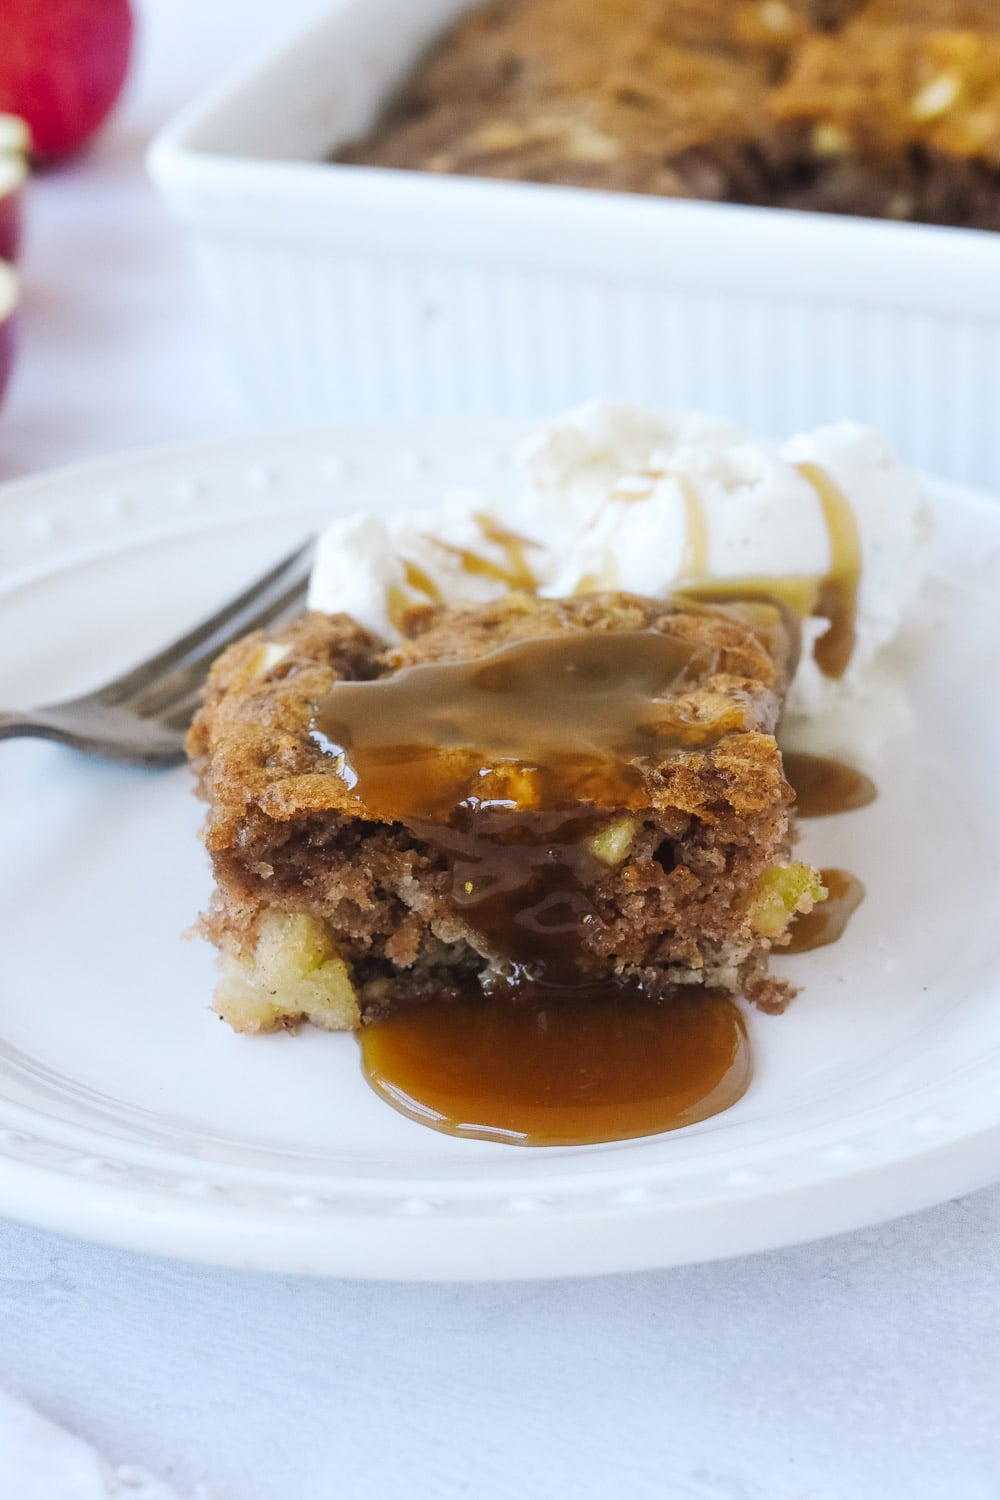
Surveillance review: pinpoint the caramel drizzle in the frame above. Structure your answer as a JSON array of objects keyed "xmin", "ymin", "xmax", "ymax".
[
  {"xmin": 387, "ymin": 520, "xmax": 539, "ymax": 631},
  {"xmin": 782, "ymin": 751, "xmax": 877, "ymax": 818},
  {"xmin": 610, "ymin": 478, "xmax": 656, "ymax": 503},
  {"xmin": 784, "ymin": 868, "xmax": 865, "ymax": 954},
  {"xmin": 794, "ymin": 463, "xmax": 862, "ymax": 680},
  {"xmin": 423, "ymin": 514, "xmax": 542, "ymax": 593},
  {"xmin": 387, "ymin": 559, "xmax": 443, "ymax": 631},
  {"xmin": 672, "ymin": 463, "xmax": 862, "ymax": 681},
  {"xmin": 673, "ymin": 472, "xmax": 710, "ymax": 583},
  {"xmin": 606, "ymin": 469, "xmax": 710, "ymax": 589},
  {"xmin": 404, "ymin": 559, "xmax": 442, "ymax": 600},
  {"xmin": 474, "ymin": 512, "xmax": 543, "ymax": 591},
  {"xmin": 312, "ymin": 627, "xmax": 721, "ymax": 985},
  {"xmin": 612, "ymin": 469, "xmax": 710, "ymax": 584},
  {"xmin": 573, "ymin": 556, "xmax": 621, "ymax": 596},
  {"xmin": 386, "ymin": 459, "xmax": 861, "ymax": 680}
]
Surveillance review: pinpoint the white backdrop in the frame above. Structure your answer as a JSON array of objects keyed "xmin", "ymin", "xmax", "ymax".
[{"xmin": 1, "ymin": 3, "xmax": 998, "ymax": 1497}]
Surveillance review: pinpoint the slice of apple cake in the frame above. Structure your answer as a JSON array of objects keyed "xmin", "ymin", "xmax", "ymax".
[{"xmin": 186, "ymin": 591, "xmax": 822, "ymax": 1032}]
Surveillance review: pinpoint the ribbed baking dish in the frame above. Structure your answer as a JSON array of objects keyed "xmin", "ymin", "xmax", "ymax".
[{"xmin": 149, "ymin": 0, "xmax": 1000, "ymax": 488}]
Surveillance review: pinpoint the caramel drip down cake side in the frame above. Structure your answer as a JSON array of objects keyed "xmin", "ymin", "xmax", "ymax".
[{"xmin": 187, "ymin": 594, "xmax": 823, "ymax": 1033}]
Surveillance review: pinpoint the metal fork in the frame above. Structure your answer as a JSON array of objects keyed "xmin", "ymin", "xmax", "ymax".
[{"xmin": 0, "ymin": 538, "xmax": 315, "ymax": 766}]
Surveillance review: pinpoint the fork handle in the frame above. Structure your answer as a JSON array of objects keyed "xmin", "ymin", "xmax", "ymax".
[
  {"xmin": 0, "ymin": 710, "xmax": 39, "ymax": 740},
  {"xmin": 0, "ymin": 710, "xmax": 78, "ymax": 748},
  {"xmin": 0, "ymin": 706, "xmax": 185, "ymax": 765},
  {"xmin": 0, "ymin": 709, "xmax": 99, "ymax": 749}
]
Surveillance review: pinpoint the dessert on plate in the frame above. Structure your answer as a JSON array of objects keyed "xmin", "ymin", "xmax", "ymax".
[
  {"xmin": 338, "ymin": 0, "xmax": 1000, "ymax": 229},
  {"xmin": 189, "ymin": 589, "xmax": 814, "ymax": 1032},
  {"xmin": 187, "ymin": 403, "xmax": 928, "ymax": 1056}
]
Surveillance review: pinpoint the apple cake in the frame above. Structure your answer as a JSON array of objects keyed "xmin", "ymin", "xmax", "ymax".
[
  {"xmin": 186, "ymin": 590, "xmax": 823, "ymax": 1034},
  {"xmin": 338, "ymin": 0, "xmax": 1000, "ymax": 228}
]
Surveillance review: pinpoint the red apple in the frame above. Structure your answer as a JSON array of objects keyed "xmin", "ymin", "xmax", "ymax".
[
  {"xmin": 0, "ymin": 116, "xmax": 29, "ymax": 262},
  {"xmin": 0, "ymin": 262, "xmax": 20, "ymax": 410},
  {"xmin": 0, "ymin": 0, "xmax": 133, "ymax": 164}
]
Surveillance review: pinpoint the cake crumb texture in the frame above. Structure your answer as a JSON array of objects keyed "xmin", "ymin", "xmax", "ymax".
[
  {"xmin": 338, "ymin": 0, "xmax": 1000, "ymax": 228},
  {"xmin": 188, "ymin": 594, "xmax": 816, "ymax": 1031}
]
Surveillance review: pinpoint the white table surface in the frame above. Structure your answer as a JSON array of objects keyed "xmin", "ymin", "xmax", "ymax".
[{"xmin": 1, "ymin": 3, "xmax": 999, "ymax": 1496}]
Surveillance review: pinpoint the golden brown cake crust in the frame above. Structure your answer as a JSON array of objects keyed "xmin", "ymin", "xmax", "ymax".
[
  {"xmin": 188, "ymin": 593, "xmax": 818, "ymax": 1029},
  {"xmin": 337, "ymin": 0, "xmax": 1000, "ymax": 227},
  {"xmin": 188, "ymin": 593, "xmax": 789, "ymax": 849}
]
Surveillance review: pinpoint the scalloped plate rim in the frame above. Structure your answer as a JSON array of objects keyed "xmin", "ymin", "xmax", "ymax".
[{"xmin": 0, "ymin": 420, "xmax": 997, "ymax": 1280}]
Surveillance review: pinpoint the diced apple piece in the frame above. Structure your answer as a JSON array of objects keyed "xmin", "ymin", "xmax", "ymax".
[
  {"xmin": 589, "ymin": 816, "xmax": 636, "ymax": 866},
  {"xmin": 744, "ymin": 862, "xmax": 826, "ymax": 938},
  {"xmin": 247, "ymin": 640, "xmax": 293, "ymax": 680},
  {"xmin": 215, "ymin": 911, "xmax": 360, "ymax": 1034}
]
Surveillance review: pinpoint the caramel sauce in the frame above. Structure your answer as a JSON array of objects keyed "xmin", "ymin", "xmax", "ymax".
[
  {"xmin": 409, "ymin": 804, "xmax": 611, "ymax": 983},
  {"xmin": 573, "ymin": 556, "xmax": 621, "ymax": 595},
  {"xmin": 319, "ymin": 447, "xmax": 868, "ymax": 1144},
  {"xmin": 785, "ymin": 868, "xmax": 865, "ymax": 954},
  {"xmin": 795, "ymin": 462, "xmax": 862, "ymax": 679},
  {"xmin": 673, "ymin": 463, "xmax": 861, "ymax": 682},
  {"xmin": 612, "ymin": 481, "xmax": 655, "ymax": 503},
  {"xmin": 782, "ymin": 751, "xmax": 877, "ymax": 818},
  {"xmin": 387, "ymin": 560, "xmax": 443, "ymax": 630},
  {"xmin": 678, "ymin": 575, "xmax": 820, "ymax": 627},
  {"xmin": 423, "ymin": 514, "xmax": 542, "ymax": 593},
  {"xmin": 315, "ymin": 628, "xmax": 756, "ymax": 1144},
  {"xmin": 674, "ymin": 472, "xmax": 711, "ymax": 581},
  {"xmin": 314, "ymin": 630, "xmax": 726, "ymax": 826},
  {"xmin": 474, "ymin": 512, "xmax": 542, "ymax": 592},
  {"xmin": 403, "ymin": 559, "xmax": 441, "ymax": 601},
  {"xmin": 385, "ymin": 458, "xmax": 861, "ymax": 682},
  {"xmin": 360, "ymin": 984, "xmax": 751, "ymax": 1147},
  {"xmin": 314, "ymin": 629, "xmax": 742, "ymax": 983},
  {"xmin": 386, "ymin": 517, "xmax": 541, "ymax": 628}
]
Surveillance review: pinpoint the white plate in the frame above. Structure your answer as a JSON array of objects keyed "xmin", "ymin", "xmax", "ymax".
[{"xmin": 0, "ymin": 422, "xmax": 998, "ymax": 1281}]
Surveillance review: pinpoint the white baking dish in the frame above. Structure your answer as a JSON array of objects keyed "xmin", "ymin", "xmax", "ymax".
[{"xmin": 149, "ymin": 0, "xmax": 1000, "ymax": 488}]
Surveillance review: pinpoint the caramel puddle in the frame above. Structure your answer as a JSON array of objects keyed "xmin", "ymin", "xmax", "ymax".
[
  {"xmin": 314, "ymin": 621, "xmax": 869, "ymax": 1147},
  {"xmin": 360, "ymin": 984, "xmax": 751, "ymax": 1147},
  {"xmin": 783, "ymin": 751, "xmax": 877, "ymax": 818},
  {"xmin": 785, "ymin": 869, "xmax": 865, "ymax": 954}
]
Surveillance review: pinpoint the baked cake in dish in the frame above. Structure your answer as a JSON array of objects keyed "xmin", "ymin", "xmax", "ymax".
[
  {"xmin": 187, "ymin": 592, "xmax": 820, "ymax": 1032},
  {"xmin": 338, "ymin": 0, "xmax": 1000, "ymax": 228}
]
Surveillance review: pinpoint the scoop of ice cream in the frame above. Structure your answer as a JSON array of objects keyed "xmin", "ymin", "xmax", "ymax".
[{"xmin": 308, "ymin": 402, "xmax": 931, "ymax": 716}]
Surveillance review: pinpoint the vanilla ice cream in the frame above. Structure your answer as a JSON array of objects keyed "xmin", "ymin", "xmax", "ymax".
[{"xmin": 309, "ymin": 402, "xmax": 931, "ymax": 716}]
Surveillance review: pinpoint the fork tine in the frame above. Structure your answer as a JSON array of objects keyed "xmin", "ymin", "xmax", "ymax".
[
  {"xmin": 86, "ymin": 538, "xmax": 315, "ymax": 710},
  {"xmin": 128, "ymin": 572, "xmax": 311, "ymax": 720},
  {"xmin": 3, "ymin": 535, "xmax": 321, "ymax": 767}
]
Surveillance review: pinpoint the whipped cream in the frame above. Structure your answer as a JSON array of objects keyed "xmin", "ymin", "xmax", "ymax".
[{"xmin": 309, "ymin": 402, "xmax": 931, "ymax": 716}]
